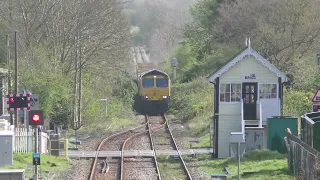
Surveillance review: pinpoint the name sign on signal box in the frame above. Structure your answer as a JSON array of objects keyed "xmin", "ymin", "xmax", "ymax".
[{"xmin": 312, "ymin": 88, "xmax": 320, "ymax": 102}]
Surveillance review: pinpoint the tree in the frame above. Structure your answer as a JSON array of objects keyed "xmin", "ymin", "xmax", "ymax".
[
  {"xmin": 0, "ymin": 0, "xmax": 133, "ymax": 128},
  {"xmin": 148, "ymin": 0, "xmax": 194, "ymax": 62},
  {"xmin": 127, "ymin": 0, "xmax": 194, "ymax": 62},
  {"xmin": 184, "ymin": 0, "xmax": 228, "ymax": 59},
  {"xmin": 214, "ymin": 0, "xmax": 320, "ymax": 71}
]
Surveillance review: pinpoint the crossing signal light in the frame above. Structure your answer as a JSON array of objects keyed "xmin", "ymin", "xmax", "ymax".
[
  {"xmin": 29, "ymin": 110, "xmax": 44, "ymax": 126},
  {"xmin": 8, "ymin": 96, "xmax": 28, "ymax": 108}
]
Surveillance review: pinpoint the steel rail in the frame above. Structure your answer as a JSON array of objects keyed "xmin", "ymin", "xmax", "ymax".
[
  {"xmin": 120, "ymin": 129, "xmax": 149, "ymax": 180},
  {"xmin": 88, "ymin": 123, "xmax": 148, "ymax": 180},
  {"xmin": 146, "ymin": 114, "xmax": 162, "ymax": 180},
  {"xmin": 120, "ymin": 115, "xmax": 165, "ymax": 180},
  {"xmin": 104, "ymin": 160, "xmax": 110, "ymax": 174},
  {"xmin": 100, "ymin": 160, "xmax": 107, "ymax": 173},
  {"xmin": 163, "ymin": 114, "xmax": 193, "ymax": 180}
]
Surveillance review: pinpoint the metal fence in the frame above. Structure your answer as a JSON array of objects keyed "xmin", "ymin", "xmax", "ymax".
[{"xmin": 284, "ymin": 128, "xmax": 320, "ymax": 179}]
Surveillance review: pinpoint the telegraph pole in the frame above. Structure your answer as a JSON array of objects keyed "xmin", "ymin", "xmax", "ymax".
[
  {"xmin": 6, "ymin": 34, "xmax": 13, "ymax": 125},
  {"xmin": 77, "ymin": 44, "xmax": 82, "ymax": 127},
  {"xmin": 34, "ymin": 126, "xmax": 39, "ymax": 180},
  {"xmin": 24, "ymin": 89, "xmax": 30, "ymax": 151},
  {"xmin": 14, "ymin": 31, "xmax": 18, "ymax": 128},
  {"xmin": 72, "ymin": 36, "xmax": 78, "ymax": 130}
]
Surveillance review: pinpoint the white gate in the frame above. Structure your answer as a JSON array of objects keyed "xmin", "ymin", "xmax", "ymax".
[{"xmin": 12, "ymin": 127, "xmax": 49, "ymax": 153}]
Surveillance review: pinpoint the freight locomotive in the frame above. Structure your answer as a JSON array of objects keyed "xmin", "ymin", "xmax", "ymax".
[
  {"xmin": 132, "ymin": 46, "xmax": 171, "ymax": 114},
  {"xmin": 136, "ymin": 63, "xmax": 170, "ymax": 114}
]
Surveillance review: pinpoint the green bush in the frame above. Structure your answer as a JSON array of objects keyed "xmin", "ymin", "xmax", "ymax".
[
  {"xmin": 112, "ymin": 74, "xmax": 138, "ymax": 107},
  {"xmin": 283, "ymin": 88, "xmax": 313, "ymax": 117},
  {"xmin": 81, "ymin": 74, "xmax": 137, "ymax": 131},
  {"xmin": 18, "ymin": 45, "xmax": 72, "ymax": 126},
  {"xmin": 169, "ymin": 77, "xmax": 213, "ymax": 122}
]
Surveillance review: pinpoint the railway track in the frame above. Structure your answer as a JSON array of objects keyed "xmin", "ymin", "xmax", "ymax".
[
  {"xmin": 88, "ymin": 121, "xmax": 148, "ymax": 180},
  {"xmin": 121, "ymin": 114, "xmax": 192, "ymax": 180},
  {"xmin": 120, "ymin": 115, "xmax": 163, "ymax": 180},
  {"xmin": 150, "ymin": 114, "xmax": 193, "ymax": 180},
  {"xmin": 88, "ymin": 114, "xmax": 192, "ymax": 180}
]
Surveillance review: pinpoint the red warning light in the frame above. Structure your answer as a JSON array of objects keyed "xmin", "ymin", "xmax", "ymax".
[
  {"xmin": 28, "ymin": 110, "xmax": 44, "ymax": 126},
  {"xmin": 9, "ymin": 98, "xmax": 14, "ymax": 103},
  {"xmin": 32, "ymin": 114, "xmax": 40, "ymax": 122}
]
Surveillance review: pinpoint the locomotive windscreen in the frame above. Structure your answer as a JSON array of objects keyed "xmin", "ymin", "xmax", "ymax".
[
  {"xmin": 156, "ymin": 79, "xmax": 168, "ymax": 87},
  {"xmin": 142, "ymin": 78, "xmax": 154, "ymax": 88}
]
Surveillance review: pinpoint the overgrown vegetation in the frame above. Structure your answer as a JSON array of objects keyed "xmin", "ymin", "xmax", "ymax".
[
  {"xmin": 157, "ymin": 155, "xmax": 190, "ymax": 179},
  {"xmin": 193, "ymin": 150, "xmax": 292, "ymax": 179},
  {"xmin": 156, "ymin": 150, "xmax": 291, "ymax": 179}
]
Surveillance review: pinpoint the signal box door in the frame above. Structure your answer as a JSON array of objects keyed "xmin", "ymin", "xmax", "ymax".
[{"xmin": 242, "ymin": 83, "xmax": 257, "ymax": 120}]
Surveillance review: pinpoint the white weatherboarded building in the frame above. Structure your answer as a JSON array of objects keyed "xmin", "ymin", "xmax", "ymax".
[{"xmin": 208, "ymin": 43, "xmax": 289, "ymax": 158}]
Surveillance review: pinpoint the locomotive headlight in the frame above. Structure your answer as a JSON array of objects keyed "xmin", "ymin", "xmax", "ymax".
[
  {"xmin": 162, "ymin": 96, "xmax": 167, "ymax": 99},
  {"xmin": 145, "ymin": 96, "xmax": 148, "ymax": 99}
]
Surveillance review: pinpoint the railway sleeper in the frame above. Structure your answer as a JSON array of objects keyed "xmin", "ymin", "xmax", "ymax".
[
  {"xmin": 169, "ymin": 155, "xmax": 180, "ymax": 160},
  {"xmin": 157, "ymin": 143, "xmax": 172, "ymax": 145},
  {"xmin": 186, "ymin": 154, "xmax": 196, "ymax": 158},
  {"xmin": 224, "ymin": 166, "xmax": 234, "ymax": 177},
  {"xmin": 98, "ymin": 161, "xmax": 106, "ymax": 173}
]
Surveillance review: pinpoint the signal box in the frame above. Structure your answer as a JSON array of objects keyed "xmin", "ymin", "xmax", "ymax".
[{"xmin": 29, "ymin": 110, "xmax": 44, "ymax": 126}]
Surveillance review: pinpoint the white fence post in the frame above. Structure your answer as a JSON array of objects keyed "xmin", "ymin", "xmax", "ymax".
[
  {"xmin": 39, "ymin": 132, "xmax": 49, "ymax": 154},
  {"xmin": 12, "ymin": 127, "xmax": 48, "ymax": 154}
]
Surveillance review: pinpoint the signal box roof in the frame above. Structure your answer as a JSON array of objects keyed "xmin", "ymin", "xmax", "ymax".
[{"xmin": 207, "ymin": 46, "xmax": 289, "ymax": 83}]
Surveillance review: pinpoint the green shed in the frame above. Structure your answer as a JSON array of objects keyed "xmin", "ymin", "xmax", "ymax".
[{"xmin": 267, "ymin": 116, "xmax": 298, "ymax": 153}]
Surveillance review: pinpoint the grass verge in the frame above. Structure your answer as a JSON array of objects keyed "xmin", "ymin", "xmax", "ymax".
[
  {"xmin": 0, "ymin": 153, "xmax": 71, "ymax": 179},
  {"xmin": 157, "ymin": 155, "xmax": 189, "ymax": 180},
  {"xmin": 185, "ymin": 150, "xmax": 293, "ymax": 180},
  {"xmin": 169, "ymin": 77, "xmax": 213, "ymax": 149},
  {"xmin": 77, "ymin": 116, "xmax": 134, "ymax": 134}
]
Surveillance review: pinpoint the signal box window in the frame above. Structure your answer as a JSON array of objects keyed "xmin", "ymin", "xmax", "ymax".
[
  {"xmin": 142, "ymin": 78, "xmax": 154, "ymax": 88},
  {"xmin": 156, "ymin": 79, "xmax": 168, "ymax": 87},
  {"xmin": 220, "ymin": 83, "xmax": 241, "ymax": 102},
  {"xmin": 259, "ymin": 84, "xmax": 277, "ymax": 99}
]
